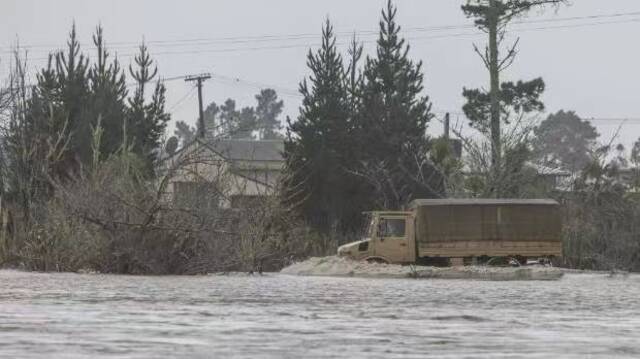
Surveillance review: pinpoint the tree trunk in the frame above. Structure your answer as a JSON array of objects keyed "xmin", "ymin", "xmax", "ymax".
[{"xmin": 489, "ymin": 0, "xmax": 501, "ymax": 198}]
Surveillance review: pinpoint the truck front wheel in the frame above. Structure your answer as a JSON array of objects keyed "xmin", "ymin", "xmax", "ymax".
[
  {"xmin": 486, "ymin": 256, "xmax": 521, "ymax": 267},
  {"xmin": 366, "ymin": 257, "xmax": 389, "ymax": 264}
]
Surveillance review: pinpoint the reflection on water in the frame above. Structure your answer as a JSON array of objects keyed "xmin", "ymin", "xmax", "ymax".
[{"xmin": 0, "ymin": 270, "xmax": 639, "ymax": 358}]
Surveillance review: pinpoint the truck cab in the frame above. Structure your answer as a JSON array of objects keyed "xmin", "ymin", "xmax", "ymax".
[{"xmin": 337, "ymin": 211, "xmax": 416, "ymax": 264}]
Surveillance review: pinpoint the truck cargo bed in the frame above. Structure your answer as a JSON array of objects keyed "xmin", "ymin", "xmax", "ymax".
[{"xmin": 410, "ymin": 199, "xmax": 562, "ymax": 258}]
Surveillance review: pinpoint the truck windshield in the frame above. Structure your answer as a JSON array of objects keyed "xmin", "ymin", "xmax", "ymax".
[
  {"xmin": 363, "ymin": 217, "xmax": 375, "ymax": 238},
  {"xmin": 378, "ymin": 218, "xmax": 406, "ymax": 237}
]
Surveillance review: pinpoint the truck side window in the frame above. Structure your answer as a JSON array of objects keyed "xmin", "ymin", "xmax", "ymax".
[
  {"xmin": 358, "ymin": 241, "xmax": 369, "ymax": 252},
  {"xmin": 378, "ymin": 218, "xmax": 406, "ymax": 237}
]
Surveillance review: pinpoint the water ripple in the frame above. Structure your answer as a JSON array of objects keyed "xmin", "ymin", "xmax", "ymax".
[{"xmin": 0, "ymin": 270, "xmax": 639, "ymax": 358}]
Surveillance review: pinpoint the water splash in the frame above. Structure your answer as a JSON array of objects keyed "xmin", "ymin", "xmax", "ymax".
[{"xmin": 281, "ymin": 256, "xmax": 564, "ymax": 281}]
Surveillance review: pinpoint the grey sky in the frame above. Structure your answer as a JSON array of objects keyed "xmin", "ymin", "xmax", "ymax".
[{"xmin": 2, "ymin": 0, "xmax": 639, "ymax": 147}]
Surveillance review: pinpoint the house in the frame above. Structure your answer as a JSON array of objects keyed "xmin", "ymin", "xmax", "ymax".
[{"xmin": 161, "ymin": 138, "xmax": 285, "ymax": 209}]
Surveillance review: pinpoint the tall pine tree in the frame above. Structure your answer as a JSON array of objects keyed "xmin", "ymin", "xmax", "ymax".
[
  {"xmin": 88, "ymin": 26, "xmax": 128, "ymax": 158},
  {"xmin": 25, "ymin": 23, "xmax": 94, "ymax": 178},
  {"xmin": 284, "ymin": 19, "xmax": 361, "ymax": 232},
  {"xmin": 356, "ymin": 0, "xmax": 443, "ymax": 209},
  {"xmin": 127, "ymin": 43, "xmax": 170, "ymax": 172},
  {"xmin": 48, "ymin": 23, "xmax": 91, "ymax": 173}
]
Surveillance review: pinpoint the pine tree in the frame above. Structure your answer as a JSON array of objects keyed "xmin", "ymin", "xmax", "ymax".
[
  {"xmin": 218, "ymin": 99, "xmax": 237, "ymax": 138},
  {"xmin": 145, "ymin": 81, "xmax": 171, "ymax": 154},
  {"xmin": 174, "ymin": 120, "xmax": 196, "ymax": 146},
  {"xmin": 356, "ymin": 0, "xmax": 442, "ymax": 208},
  {"xmin": 255, "ymin": 89, "xmax": 283, "ymax": 139},
  {"xmin": 203, "ymin": 101, "xmax": 220, "ymax": 137},
  {"xmin": 236, "ymin": 107, "xmax": 257, "ymax": 139},
  {"xmin": 345, "ymin": 34, "xmax": 364, "ymax": 118},
  {"xmin": 128, "ymin": 42, "xmax": 157, "ymax": 143},
  {"xmin": 88, "ymin": 25, "xmax": 128, "ymax": 158},
  {"xmin": 29, "ymin": 23, "xmax": 91, "ymax": 176},
  {"xmin": 208, "ymin": 99, "xmax": 256, "ymax": 139},
  {"xmin": 55, "ymin": 23, "xmax": 91, "ymax": 141},
  {"xmin": 3, "ymin": 22, "xmax": 171, "ymax": 226},
  {"xmin": 284, "ymin": 19, "xmax": 359, "ymax": 232},
  {"xmin": 127, "ymin": 43, "xmax": 170, "ymax": 172}
]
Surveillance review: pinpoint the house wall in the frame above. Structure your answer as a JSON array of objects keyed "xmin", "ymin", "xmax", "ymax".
[{"xmin": 161, "ymin": 142, "xmax": 283, "ymax": 209}]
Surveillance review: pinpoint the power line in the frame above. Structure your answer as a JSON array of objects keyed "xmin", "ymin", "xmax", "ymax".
[
  {"xmin": 162, "ymin": 75, "xmax": 191, "ymax": 82},
  {"xmin": 123, "ymin": 74, "xmax": 192, "ymax": 88},
  {"xmin": 167, "ymin": 85, "xmax": 197, "ymax": 112},
  {"xmin": 211, "ymin": 74, "xmax": 301, "ymax": 98},
  {"xmin": 587, "ymin": 118, "xmax": 640, "ymax": 125},
  {"xmin": 589, "ymin": 118, "xmax": 640, "ymax": 121},
  {"xmin": 15, "ymin": 15, "xmax": 635, "ymax": 64},
  {"xmin": 4, "ymin": 10, "xmax": 640, "ymax": 58},
  {"xmin": 400, "ymin": 17, "xmax": 640, "ymax": 44}
]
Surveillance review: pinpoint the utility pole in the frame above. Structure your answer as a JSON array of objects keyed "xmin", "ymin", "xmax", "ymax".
[
  {"xmin": 443, "ymin": 112, "xmax": 450, "ymax": 140},
  {"xmin": 185, "ymin": 73, "xmax": 212, "ymax": 139}
]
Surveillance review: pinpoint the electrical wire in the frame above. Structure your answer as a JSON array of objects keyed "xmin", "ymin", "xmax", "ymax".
[
  {"xmin": 211, "ymin": 74, "xmax": 301, "ymax": 98},
  {"xmin": 167, "ymin": 85, "xmax": 197, "ymax": 112},
  {"xmin": 16, "ymin": 15, "xmax": 636, "ymax": 64},
  {"xmin": 3, "ymin": 10, "xmax": 640, "ymax": 59}
]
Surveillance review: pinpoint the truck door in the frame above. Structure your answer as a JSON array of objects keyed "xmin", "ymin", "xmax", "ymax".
[{"xmin": 373, "ymin": 216, "xmax": 412, "ymax": 263}]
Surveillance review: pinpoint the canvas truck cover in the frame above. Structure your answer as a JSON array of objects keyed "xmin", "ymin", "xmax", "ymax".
[{"xmin": 409, "ymin": 199, "xmax": 562, "ymax": 258}]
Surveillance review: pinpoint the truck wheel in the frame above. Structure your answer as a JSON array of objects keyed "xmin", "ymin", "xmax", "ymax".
[
  {"xmin": 514, "ymin": 256, "xmax": 527, "ymax": 266},
  {"xmin": 486, "ymin": 256, "xmax": 515, "ymax": 267},
  {"xmin": 366, "ymin": 257, "xmax": 389, "ymax": 264}
]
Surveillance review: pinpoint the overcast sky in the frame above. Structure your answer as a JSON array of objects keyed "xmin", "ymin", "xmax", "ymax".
[{"xmin": 2, "ymin": 0, "xmax": 639, "ymax": 147}]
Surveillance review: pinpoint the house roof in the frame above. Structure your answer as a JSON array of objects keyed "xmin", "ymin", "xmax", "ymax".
[
  {"xmin": 159, "ymin": 137, "xmax": 285, "ymax": 166},
  {"xmin": 409, "ymin": 198, "xmax": 559, "ymax": 207},
  {"xmin": 207, "ymin": 139, "xmax": 284, "ymax": 162}
]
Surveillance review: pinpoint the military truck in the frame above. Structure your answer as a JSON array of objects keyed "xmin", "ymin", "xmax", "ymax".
[{"xmin": 337, "ymin": 199, "xmax": 562, "ymax": 266}]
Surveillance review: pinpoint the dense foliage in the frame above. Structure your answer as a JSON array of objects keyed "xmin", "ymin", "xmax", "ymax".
[
  {"xmin": 284, "ymin": 20, "xmax": 361, "ymax": 233},
  {"xmin": 533, "ymin": 110, "xmax": 599, "ymax": 173},
  {"xmin": 355, "ymin": 0, "xmax": 443, "ymax": 209},
  {"xmin": 284, "ymin": 1, "xmax": 446, "ymax": 233}
]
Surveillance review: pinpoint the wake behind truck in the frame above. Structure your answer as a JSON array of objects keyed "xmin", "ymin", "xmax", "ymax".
[{"xmin": 337, "ymin": 199, "xmax": 562, "ymax": 266}]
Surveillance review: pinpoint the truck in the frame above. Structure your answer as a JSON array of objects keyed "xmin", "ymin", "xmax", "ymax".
[{"xmin": 337, "ymin": 199, "xmax": 562, "ymax": 266}]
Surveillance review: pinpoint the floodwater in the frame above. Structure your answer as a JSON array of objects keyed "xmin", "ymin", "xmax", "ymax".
[{"xmin": 0, "ymin": 270, "xmax": 639, "ymax": 358}]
